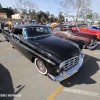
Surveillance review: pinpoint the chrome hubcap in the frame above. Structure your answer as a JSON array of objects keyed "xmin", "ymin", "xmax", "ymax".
[{"xmin": 35, "ymin": 58, "xmax": 47, "ymax": 74}]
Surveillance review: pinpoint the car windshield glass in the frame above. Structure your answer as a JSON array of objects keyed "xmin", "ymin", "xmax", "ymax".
[
  {"xmin": 23, "ymin": 26, "xmax": 51, "ymax": 38},
  {"xmin": 71, "ymin": 26, "xmax": 79, "ymax": 32}
]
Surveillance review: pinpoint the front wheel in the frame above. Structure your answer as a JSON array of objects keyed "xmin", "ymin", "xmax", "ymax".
[{"xmin": 35, "ymin": 58, "xmax": 47, "ymax": 75}]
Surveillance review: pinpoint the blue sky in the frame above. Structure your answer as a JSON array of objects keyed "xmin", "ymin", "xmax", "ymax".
[{"xmin": 0, "ymin": 0, "xmax": 100, "ymax": 17}]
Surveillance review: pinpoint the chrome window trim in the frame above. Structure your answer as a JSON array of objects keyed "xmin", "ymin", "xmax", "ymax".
[{"xmin": 22, "ymin": 27, "xmax": 52, "ymax": 39}]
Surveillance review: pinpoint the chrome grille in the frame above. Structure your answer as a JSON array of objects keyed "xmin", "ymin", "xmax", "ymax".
[{"xmin": 63, "ymin": 56, "xmax": 79, "ymax": 70}]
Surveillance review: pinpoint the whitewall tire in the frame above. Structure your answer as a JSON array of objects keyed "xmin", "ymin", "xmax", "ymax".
[{"xmin": 35, "ymin": 58, "xmax": 47, "ymax": 75}]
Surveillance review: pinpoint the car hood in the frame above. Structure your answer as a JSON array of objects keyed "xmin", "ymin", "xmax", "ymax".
[{"xmin": 26, "ymin": 35, "xmax": 79, "ymax": 61}]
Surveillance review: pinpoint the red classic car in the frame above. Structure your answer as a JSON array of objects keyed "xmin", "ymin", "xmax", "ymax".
[
  {"xmin": 52, "ymin": 24, "xmax": 97, "ymax": 50},
  {"xmin": 80, "ymin": 26, "xmax": 100, "ymax": 40}
]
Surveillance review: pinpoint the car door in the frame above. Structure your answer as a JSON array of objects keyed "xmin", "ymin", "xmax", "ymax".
[{"xmin": 11, "ymin": 28, "xmax": 24, "ymax": 54}]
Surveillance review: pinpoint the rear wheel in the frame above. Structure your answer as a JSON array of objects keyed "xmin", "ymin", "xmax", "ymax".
[{"xmin": 35, "ymin": 58, "xmax": 47, "ymax": 75}]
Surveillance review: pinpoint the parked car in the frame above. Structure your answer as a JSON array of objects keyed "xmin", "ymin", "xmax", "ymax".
[
  {"xmin": 80, "ymin": 25, "xmax": 100, "ymax": 40},
  {"xmin": 2, "ymin": 24, "xmax": 85, "ymax": 81},
  {"xmin": 90, "ymin": 25, "xmax": 100, "ymax": 30},
  {"xmin": 52, "ymin": 24, "xmax": 97, "ymax": 50}
]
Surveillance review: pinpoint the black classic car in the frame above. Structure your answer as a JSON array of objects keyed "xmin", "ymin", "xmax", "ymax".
[{"xmin": 2, "ymin": 24, "xmax": 85, "ymax": 81}]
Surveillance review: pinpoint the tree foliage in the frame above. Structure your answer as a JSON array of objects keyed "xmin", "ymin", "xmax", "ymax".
[
  {"xmin": 14, "ymin": 0, "xmax": 38, "ymax": 14},
  {"xmin": 79, "ymin": 8, "xmax": 91, "ymax": 23},
  {"xmin": 86, "ymin": 11, "xmax": 100, "ymax": 22},
  {"xmin": 0, "ymin": 3, "xmax": 2, "ymax": 9},
  {"xmin": 60, "ymin": 0, "xmax": 91, "ymax": 25},
  {"xmin": 2, "ymin": 8, "xmax": 14, "ymax": 17},
  {"xmin": 58, "ymin": 12, "xmax": 65, "ymax": 22},
  {"xmin": 0, "ymin": 3, "xmax": 14, "ymax": 18},
  {"xmin": 97, "ymin": 21, "xmax": 100, "ymax": 25}
]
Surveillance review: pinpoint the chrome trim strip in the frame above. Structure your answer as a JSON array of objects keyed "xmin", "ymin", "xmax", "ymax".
[
  {"xmin": 24, "ymin": 34, "xmax": 51, "ymax": 39},
  {"xmin": 87, "ymin": 39, "xmax": 97, "ymax": 49},
  {"xmin": 48, "ymin": 53, "xmax": 84, "ymax": 81},
  {"xmin": 87, "ymin": 43, "xmax": 97, "ymax": 49}
]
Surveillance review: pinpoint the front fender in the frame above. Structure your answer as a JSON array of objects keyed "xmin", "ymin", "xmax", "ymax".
[{"xmin": 67, "ymin": 39, "xmax": 85, "ymax": 49}]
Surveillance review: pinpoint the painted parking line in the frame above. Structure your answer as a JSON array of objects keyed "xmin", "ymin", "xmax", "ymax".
[
  {"xmin": 62, "ymin": 88, "xmax": 100, "ymax": 97},
  {"xmin": 0, "ymin": 53, "xmax": 21, "ymax": 61},
  {"xmin": 46, "ymin": 45, "xmax": 100, "ymax": 100},
  {"xmin": 46, "ymin": 85, "xmax": 64, "ymax": 100}
]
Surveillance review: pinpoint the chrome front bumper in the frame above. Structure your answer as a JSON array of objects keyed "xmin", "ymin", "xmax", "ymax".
[
  {"xmin": 48, "ymin": 53, "xmax": 84, "ymax": 81},
  {"xmin": 87, "ymin": 43, "xmax": 97, "ymax": 49}
]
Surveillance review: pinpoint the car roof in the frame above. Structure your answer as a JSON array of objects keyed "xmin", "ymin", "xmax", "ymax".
[
  {"xmin": 15, "ymin": 24, "xmax": 47, "ymax": 29},
  {"xmin": 54, "ymin": 24, "xmax": 76, "ymax": 28}
]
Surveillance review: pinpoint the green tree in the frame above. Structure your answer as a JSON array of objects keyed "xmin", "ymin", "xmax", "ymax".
[
  {"xmin": 0, "ymin": 3, "xmax": 2, "ymax": 9},
  {"xmin": 37, "ymin": 11, "xmax": 49, "ymax": 22},
  {"xmin": 58, "ymin": 12, "xmax": 65, "ymax": 22},
  {"xmin": 87, "ymin": 10, "xmax": 99, "ymax": 22},
  {"xmin": 2, "ymin": 8, "xmax": 14, "ymax": 18},
  {"xmin": 37, "ymin": 10, "xmax": 44, "ymax": 20},
  {"xmin": 30, "ymin": 9, "xmax": 37, "ymax": 20},
  {"xmin": 0, "ymin": 3, "xmax": 4, "ymax": 12},
  {"xmin": 49, "ymin": 14, "xmax": 55, "ymax": 22},
  {"xmin": 46, "ymin": 11, "xmax": 50, "ymax": 18},
  {"xmin": 97, "ymin": 21, "xmax": 100, "ymax": 25}
]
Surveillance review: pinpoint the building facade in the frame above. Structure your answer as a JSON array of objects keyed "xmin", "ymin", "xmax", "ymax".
[
  {"xmin": 0, "ymin": 13, "xmax": 7, "ymax": 19},
  {"xmin": 12, "ymin": 14, "xmax": 31, "ymax": 21}
]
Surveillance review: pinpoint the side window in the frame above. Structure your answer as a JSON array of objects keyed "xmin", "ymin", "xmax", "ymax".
[
  {"xmin": 53, "ymin": 27, "xmax": 60, "ymax": 31},
  {"xmin": 61, "ymin": 27, "xmax": 70, "ymax": 32},
  {"xmin": 13, "ymin": 28, "xmax": 23, "ymax": 36},
  {"xmin": 37, "ymin": 27, "xmax": 49, "ymax": 33}
]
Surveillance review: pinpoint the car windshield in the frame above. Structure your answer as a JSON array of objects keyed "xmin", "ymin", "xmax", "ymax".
[{"xmin": 23, "ymin": 26, "xmax": 51, "ymax": 38}]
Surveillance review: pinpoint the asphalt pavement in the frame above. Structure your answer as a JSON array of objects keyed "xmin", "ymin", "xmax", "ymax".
[{"xmin": 0, "ymin": 33, "xmax": 100, "ymax": 100}]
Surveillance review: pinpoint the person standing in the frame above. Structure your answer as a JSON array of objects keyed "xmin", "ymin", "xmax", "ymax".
[
  {"xmin": 0, "ymin": 22, "xmax": 2, "ymax": 33},
  {"xmin": 1, "ymin": 22, "xmax": 4, "ymax": 33}
]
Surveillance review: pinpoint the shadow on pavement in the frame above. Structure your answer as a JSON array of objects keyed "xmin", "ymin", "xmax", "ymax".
[
  {"xmin": 0, "ymin": 63, "xmax": 25, "ymax": 100},
  {"xmin": 93, "ymin": 43, "xmax": 100, "ymax": 50},
  {"xmin": 60, "ymin": 54, "xmax": 100, "ymax": 87},
  {"xmin": 0, "ymin": 40, "xmax": 6, "ymax": 42}
]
